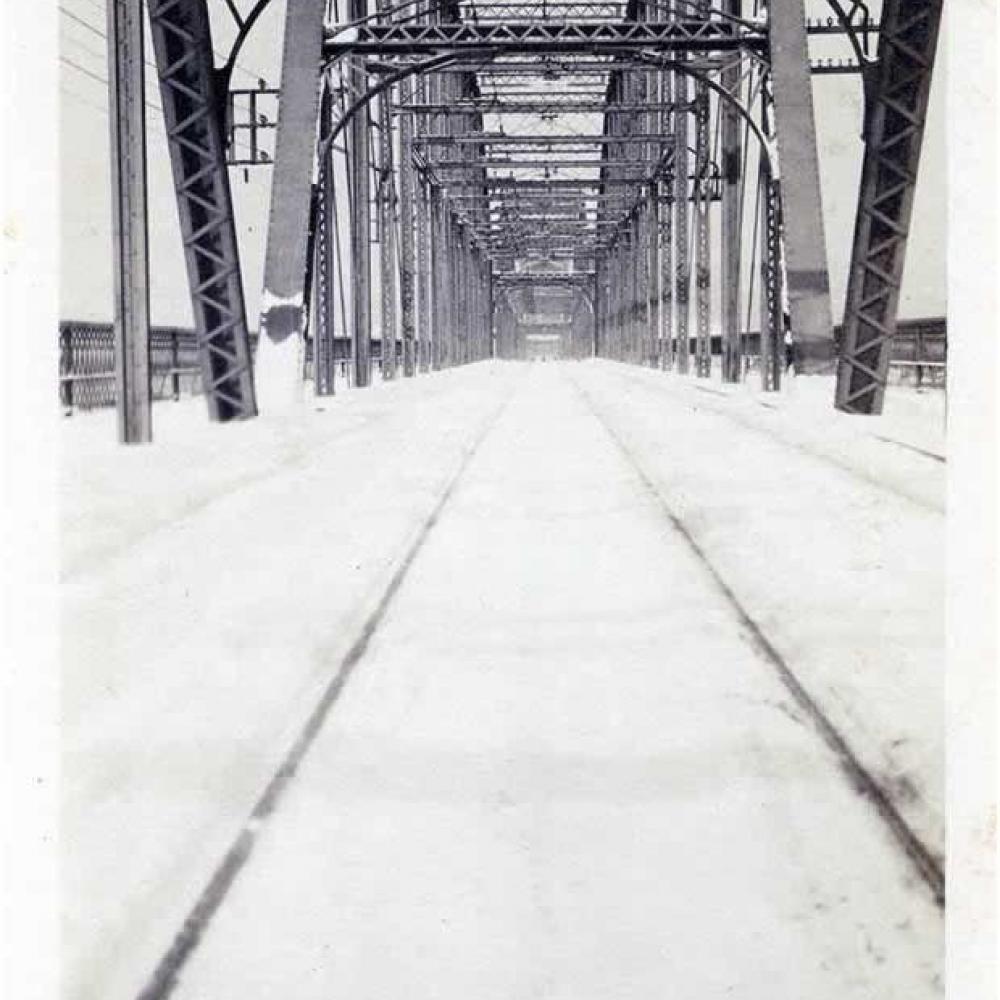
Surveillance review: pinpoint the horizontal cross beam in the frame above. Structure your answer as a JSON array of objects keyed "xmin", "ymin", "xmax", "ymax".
[
  {"xmin": 326, "ymin": 19, "xmax": 764, "ymax": 59},
  {"xmin": 415, "ymin": 133, "xmax": 676, "ymax": 146}
]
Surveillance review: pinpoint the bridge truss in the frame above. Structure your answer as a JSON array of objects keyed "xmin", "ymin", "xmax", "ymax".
[{"xmin": 104, "ymin": 0, "xmax": 942, "ymax": 440}]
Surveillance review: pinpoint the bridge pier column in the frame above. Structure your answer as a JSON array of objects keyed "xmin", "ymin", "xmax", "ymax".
[
  {"xmin": 257, "ymin": 0, "xmax": 326, "ymax": 409},
  {"xmin": 767, "ymin": 0, "xmax": 836, "ymax": 375}
]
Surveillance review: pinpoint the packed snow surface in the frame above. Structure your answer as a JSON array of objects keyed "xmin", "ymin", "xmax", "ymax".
[{"xmin": 61, "ymin": 360, "xmax": 944, "ymax": 1000}]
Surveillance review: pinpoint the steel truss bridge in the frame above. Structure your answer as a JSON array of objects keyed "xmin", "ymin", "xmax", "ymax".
[{"xmin": 103, "ymin": 0, "xmax": 941, "ymax": 442}]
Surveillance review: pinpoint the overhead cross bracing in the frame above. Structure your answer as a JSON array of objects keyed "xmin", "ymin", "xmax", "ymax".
[{"xmin": 102, "ymin": 0, "xmax": 942, "ymax": 442}]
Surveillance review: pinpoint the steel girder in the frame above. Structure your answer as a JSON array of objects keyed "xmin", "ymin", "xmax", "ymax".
[
  {"xmin": 146, "ymin": 0, "xmax": 256, "ymax": 421},
  {"xmin": 673, "ymin": 60, "xmax": 690, "ymax": 375},
  {"xmin": 768, "ymin": 0, "xmax": 836, "ymax": 373},
  {"xmin": 693, "ymin": 29, "xmax": 712, "ymax": 379},
  {"xmin": 835, "ymin": 0, "xmax": 943, "ymax": 414},
  {"xmin": 377, "ymin": 85, "xmax": 398, "ymax": 379},
  {"xmin": 325, "ymin": 19, "xmax": 767, "ymax": 59},
  {"xmin": 107, "ymin": 0, "xmax": 152, "ymax": 443},
  {"xmin": 349, "ymin": 24, "xmax": 373, "ymax": 388},
  {"xmin": 415, "ymin": 133, "xmax": 677, "ymax": 146},
  {"xmin": 759, "ymin": 169, "xmax": 785, "ymax": 392},
  {"xmin": 313, "ymin": 84, "xmax": 337, "ymax": 397},
  {"xmin": 398, "ymin": 77, "xmax": 418, "ymax": 377},
  {"xmin": 720, "ymin": 0, "xmax": 742, "ymax": 383},
  {"xmin": 259, "ymin": 0, "xmax": 326, "ymax": 404},
  {"xmin": 401, "ymin": 101, "xmax": 687, "ymax": 115}
]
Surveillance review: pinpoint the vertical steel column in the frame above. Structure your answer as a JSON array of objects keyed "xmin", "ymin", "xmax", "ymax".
[
  {"xmin": 398, "ymin": 77, "xmax": 417, "ymax": 377},
  {"xmin": 377, "ymin": 82, "xmax": 398, "ymax": 380},
  {"xmin": 487, "ymin": 260, "xmax": 496, "ymax": 359},
  {"xmin": 768, "ymin": 0, "xmax": 836, "ymax": 374},
  {"xmin": 348, "ymin": 11, "xmax": 372, "ymax": 388},
  {"xmin": 660, "ymin": 67, "xmax": 674, "ymax": 370},
  {"xmin": 693, "ymin": 68, "xmax": 712, "ymax": 378},
  {"xmin": 645, "ymin": 1, "xmax": 661, "ymax": 368},
  {"xmin": 416, "ymin": 175, "xmax": 431, "ymax": 372},
  {"xmin": 313, "ymin": 80, "xmax": 337, "ymax": 397},
  {"xmin": 258, "ymin": 0, "xmax": 326, "ymax": 402},
  {"xmin": 720, "ymin": 0, "xmax": 743, "ymax": 382},
  {"xmin": 454, "ymin": 224, "xmax": 466, "ymax": 365},
  {"xmin": 147, "ymin": 0, "xmax": 256, "ymax": 421},
  {"xmin": 415, "ymin": 70, "xmax": 432, "ymax": 372},
  {"xmin": 430, "ymin": 186, "xmax": 445, "ymax": 370},
  {"xmin": 648, "ymin": 180, "xmax": 661, "ymax": 367},
  {"xmin": 835, "ymin": 0, "xmax": 943, "ymax": 414},
  {"xmin": 618, "ymin": 243, "xmax": 627, "ymax": 361},
  {"xmin": 673, "ymin": 65, "xmax": 690, "ymax": 374},
  {"xmin": 107, "ymin": 0, "xmax": 151, "ymax": 443},
  {"xmin": 759, "ymin": 167, "xmax": 784, "ymax": 392}
]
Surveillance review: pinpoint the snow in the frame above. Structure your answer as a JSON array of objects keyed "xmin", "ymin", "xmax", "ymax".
[{"xmin": 60, "ymin": 360, "xmax": 943, "ymax": 1000}]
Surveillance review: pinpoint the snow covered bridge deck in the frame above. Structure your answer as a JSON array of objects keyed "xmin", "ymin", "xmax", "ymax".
[{"xmin": 62, "ymin": 360, "xmax": 944, "ymax": 1000}]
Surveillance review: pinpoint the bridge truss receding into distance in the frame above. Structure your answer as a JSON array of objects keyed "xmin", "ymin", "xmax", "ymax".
[{"xmin": 103, "ymin": 0, "xmax": 942, "ymax": 442}]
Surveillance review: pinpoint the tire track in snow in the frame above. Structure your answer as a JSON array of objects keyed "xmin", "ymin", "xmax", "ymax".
[
  {"xmin": 570, "ymin": 373, "xmax": 946, "ymax": 910},
  {"xmin": 134, "ymin": 387, "xmax": 517, "ymax": 1000}
]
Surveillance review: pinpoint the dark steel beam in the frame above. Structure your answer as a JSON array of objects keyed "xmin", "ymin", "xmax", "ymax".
[
  {"xmin": 415, "ymin": 133, "xmax": 677, "ymax": 146},
  {"xmin": 147, "ymin": 0, "xmax": 256, "ymax": 421},
  {"xmin": 325, "ymin": 19, "xmax": 767, "ymax": 59},
  {"xmin": 313, "ymin": 83, "xmax": 337, "ymax": 397},
  {"xmin": 835, "ymin": 0, "xmax": 943, "ymax": 414}
]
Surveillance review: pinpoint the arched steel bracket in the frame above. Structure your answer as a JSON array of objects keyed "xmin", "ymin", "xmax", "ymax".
[
  {"xmin": 211, "ymin": 0, "xmax": 279, "ymax": 131},
  {"xmin": 634, "ymin": 53, "xmax": 775, "ymax": 174},
  {"xmin": 824, "ymin": 0, "xmax": 878, "ymax": 124}
]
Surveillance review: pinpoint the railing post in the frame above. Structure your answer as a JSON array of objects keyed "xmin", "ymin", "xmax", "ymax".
[{"xmin": 60, "ymin": 326, "xmax": 74, "ymax": 411}]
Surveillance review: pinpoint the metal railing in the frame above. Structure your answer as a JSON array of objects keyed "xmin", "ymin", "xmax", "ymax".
[
  {"xmin": 58, "ymin": 322, "xmax": 406, "ymax": 411},
  {"xmin": 58, "ymin": 316, "xmax": 945, "ymax": 410},
  {"xmin": 59, "ymin": 321, "xmax": 210, "ymax": 410}
]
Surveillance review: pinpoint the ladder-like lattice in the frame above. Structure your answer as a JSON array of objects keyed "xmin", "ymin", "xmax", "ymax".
[
  {"xmin": 147, "ymin": 0, "xmax": 256, "ymax": 421},
  {"xmin": 835, "ymin": 0, "xmax": 943, "ymax": 414}
]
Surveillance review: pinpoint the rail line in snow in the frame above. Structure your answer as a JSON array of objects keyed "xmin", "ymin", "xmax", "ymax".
[
  {"xmin": 570, "ymin": 373, "xmax": 946, "ymax": 910},
  {"xmin": 608, "ymin": 365, "xmax": 945, "ymax": 514},
  {"xmin": 134, "ymin": 389, "xmax": 515, "ymax": 1000}
]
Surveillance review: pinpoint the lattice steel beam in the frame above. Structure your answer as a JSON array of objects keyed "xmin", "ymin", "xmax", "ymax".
[
  {"xmin": 759, "ymin": 168, "xmax": 784, "ymax": 392},
  {"xmin": 835, "ymin": 0, "xmax": 943, "ymax": 414},
  {"xmin": 415, "ymin": 133, "xmax": 677, "ymax": 146},
  {"xmin": 400, "ymin": 101, "xmax": 685, "ymax": 114},
  {"xmin": 673, "ymin": 56, "xmax": 690, "ymax": 375},
  {"xmin": 325, "ymin": 19, "xmax": 767, "ymax": 59},
  {"xmin": 693, "ymin": 23, "xmax": 711, "ymax": 379},
  {"xmin": 313, "ymin": 83, "xmax": 336, "ymax": 397},
  {"xmin": 398, "ymin": 76, "xmax": 417, "ymax": 377},
  {"xmin": 147, "ymin": 0, "xmax": 256, "ymax": 421}
]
